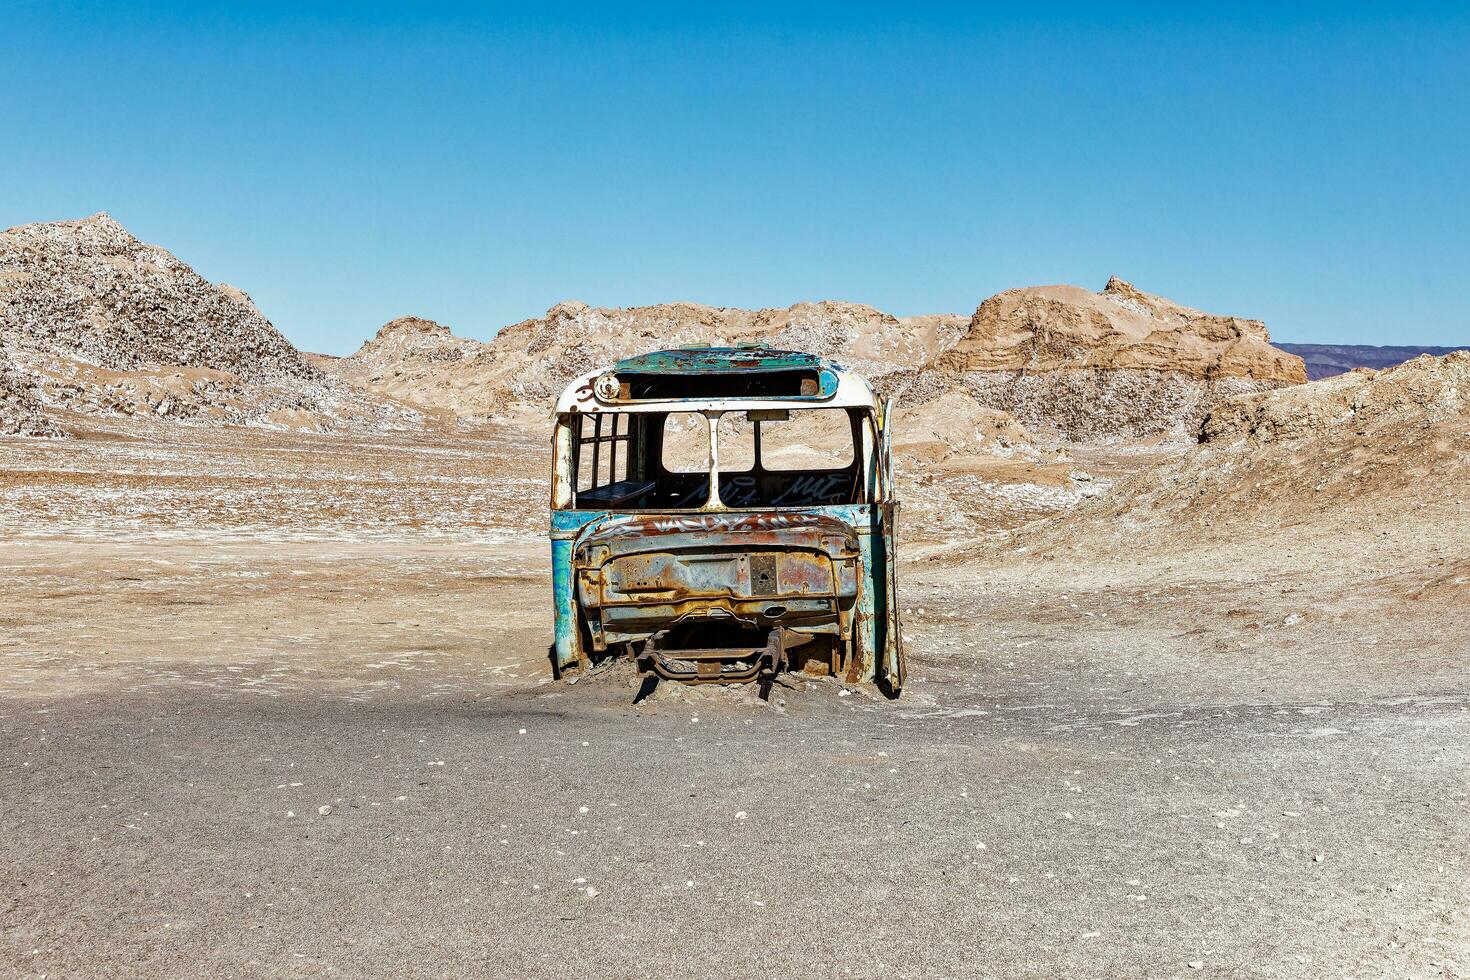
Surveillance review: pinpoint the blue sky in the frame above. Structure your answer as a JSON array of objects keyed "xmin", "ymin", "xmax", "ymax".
[{"xmin": 3, "ymin": 3, "xmax": 1467, "ymax": 353}]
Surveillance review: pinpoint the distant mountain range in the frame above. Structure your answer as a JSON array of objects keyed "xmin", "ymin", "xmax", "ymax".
[{"xmin": 1276, "ymin": 344, "xmax": 1470, "ymax": 381}]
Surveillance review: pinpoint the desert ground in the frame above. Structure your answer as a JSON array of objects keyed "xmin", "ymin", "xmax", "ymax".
[{"xmin": 3, "ymin": 423, "xmax": 1467, "ymax": 978}]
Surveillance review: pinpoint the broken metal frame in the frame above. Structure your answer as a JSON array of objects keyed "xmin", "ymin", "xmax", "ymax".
[{"xmin": 636, "ymin": 626, "xmax": 787, "ymax": 686}]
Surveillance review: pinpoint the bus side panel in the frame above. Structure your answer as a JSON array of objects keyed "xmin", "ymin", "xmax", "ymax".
[
  {"xmin": 550, "ymin": 537, "xmax": 578, "ymax": 674},
  {"xmin": 549, "ymin": 509, "xmax": 605, "ymax": 675}
]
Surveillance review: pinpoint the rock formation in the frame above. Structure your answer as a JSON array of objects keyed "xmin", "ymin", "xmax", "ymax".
[
  {"xmin": 906, "ymin": 277, "xmax": 1306, "ymax": 440},
  {"xmin": 327, "ymin": 280, "xmax": 1304, "ymax": 444},
  {"xmin": 321, "ymin": 316, "xmax": 494, "ymax": 417},
  {"xmin": 324, "ymin": 301, "xmax": 968, "ymax": 417},
  {"xmin": 341, "ymin": 316, "xmax": 487, "ymax": 372},
  {"xmin": 0, "ymin": 214, "xmax": 406, "ymax": 432}
]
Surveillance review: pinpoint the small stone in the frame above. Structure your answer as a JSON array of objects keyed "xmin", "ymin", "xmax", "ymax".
[
  {"xmin": 317, "ymin": 805, "xmax": 332, "ymax": 816},
  {"xmin": 1187, "ymin": 961, "xmax": 1204, "ymax": 970}
]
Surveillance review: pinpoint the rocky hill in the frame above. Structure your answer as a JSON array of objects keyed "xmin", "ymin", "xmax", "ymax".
[
  {"xmin": 323, "ymin": 301, "xmax": 968, "ymax": 417},
  {"xmin": 319, "ymin": 316, "xmax": 495, "ymax": 417},
  {"xmin": 1009, "ymin": 351, "xmax": 1470, "ymax": 557},
  {"xmin": 336, "ymin": 316, "xmax": 488, "ymax": 374},
  {"xmin": 903, "ymin": 277, "xmax": 1306, "ymax": 440},
  {"xmin": 326, "ymin": 280, "xmax": 1304, "ymax": 444},
  {"xmin": 1276, "ymin": 343, "xmax": 1469, "ymax": 381},
  {"xmin": 0, "ymin": 214, "xmax": 405, "ymax": 434}
]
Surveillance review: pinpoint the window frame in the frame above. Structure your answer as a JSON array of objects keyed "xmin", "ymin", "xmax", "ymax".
[
  {"xmin": 575, "ymin": 411, "xmax": 633, "ymax": 492},
  {"xmin": 552, "ymin": 405, "xmax": 877, "ymax": 512},
  {"xmin": 659, "ymin": 411, "xmax": 714, "ymax": 476}
]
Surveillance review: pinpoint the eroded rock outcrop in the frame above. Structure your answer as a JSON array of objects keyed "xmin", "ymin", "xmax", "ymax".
[{"xmin": 907, "ymin": 277, "xmax": 1306, "ymax": 440}]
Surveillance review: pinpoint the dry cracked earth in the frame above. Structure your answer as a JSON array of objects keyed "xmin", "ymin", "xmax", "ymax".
[{"xmin": 2, "ymin": 426, "xmax": 1468, "ymax": 978}]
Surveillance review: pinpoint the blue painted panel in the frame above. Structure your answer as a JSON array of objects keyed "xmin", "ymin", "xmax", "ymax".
[{"xmin": 550, "ymin": 536, "xmax": 578, "ymax": 671}]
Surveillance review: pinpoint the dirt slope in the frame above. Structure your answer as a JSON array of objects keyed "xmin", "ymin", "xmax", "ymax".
[
  {"xmin": 0, "ymin": 214, "xmax": 407, "ymax": 433},
  {"xmin": 1007, "ymin": 352, "xmax": 1470, "ymax": 557},
  {"xmin": 905, "ymin": 277, "xmax": 1306, "ymax": 440}
]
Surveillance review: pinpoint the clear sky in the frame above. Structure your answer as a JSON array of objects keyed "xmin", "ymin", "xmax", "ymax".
[{"xmin": 3, "ymin": 2, "xmax": 1467, "ymax": 353}]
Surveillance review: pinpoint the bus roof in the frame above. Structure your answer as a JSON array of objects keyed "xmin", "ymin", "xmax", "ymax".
[
  {"xmin": 553, "ymin": 346, "xmax": 880, "ymax": 414},
  {"xmin": 612, "ymin": 347, "xmax": 825, "ymax": 375}
]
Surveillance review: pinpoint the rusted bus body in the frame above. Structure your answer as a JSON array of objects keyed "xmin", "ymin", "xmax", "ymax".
[{"xmin": 548, "ymin": 348, "xmax": 904, "ymax": 695}]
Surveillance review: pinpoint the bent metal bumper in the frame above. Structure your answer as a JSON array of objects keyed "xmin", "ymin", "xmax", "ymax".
[{"xmin": 636, "ymin": 627, "xmax": 787, "ymax": 685}]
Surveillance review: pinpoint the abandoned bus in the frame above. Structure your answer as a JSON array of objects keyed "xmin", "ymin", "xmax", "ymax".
[{"xmin": 547, "ymin": 346, "xmax": 904, "ymax": 696}]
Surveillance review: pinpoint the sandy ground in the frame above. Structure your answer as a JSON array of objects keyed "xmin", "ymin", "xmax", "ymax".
[{"xmin": 3, "ymin": 428, "xmax": 1468, "ymax": 978}]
